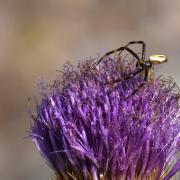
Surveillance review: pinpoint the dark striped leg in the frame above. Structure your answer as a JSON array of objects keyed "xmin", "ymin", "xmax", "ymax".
[
  {"xmin": 106, "ymin": 67, "xmax": 144, "ymax": 85},
  {"xmin": 123, "ymin": 66, "xmax": 148, "ymax": 99},
  {"xmin": 123, "ymin": 81, "xmax": 146, "ymax": 100},
  {"xmin": 118, "ymin": 41, "xmax": 146, "ymax": 59},
  {"xmin": 97, "ymin": 46, "xmax": 140, "ymax": 65}
]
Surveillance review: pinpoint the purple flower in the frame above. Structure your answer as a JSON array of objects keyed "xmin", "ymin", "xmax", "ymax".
[{"xmin": 30, "ymin": 57, "xmax": 180, "ymax": 179}]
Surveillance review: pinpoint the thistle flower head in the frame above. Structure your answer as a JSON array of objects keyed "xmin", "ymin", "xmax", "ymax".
[{"xmin": 30, "ymin": 56, "xmax": 180, "ymax": 179}]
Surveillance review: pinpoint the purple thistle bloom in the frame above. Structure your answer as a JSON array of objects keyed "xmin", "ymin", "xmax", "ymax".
[{"xmin": 30, "ymin": 56, "xmax": 180, "ymax": 179}]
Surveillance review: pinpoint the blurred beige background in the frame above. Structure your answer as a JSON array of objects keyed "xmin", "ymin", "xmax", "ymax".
[{"xmin": 0, "ymin": 0, "xmax": 180, "ymax": 179}]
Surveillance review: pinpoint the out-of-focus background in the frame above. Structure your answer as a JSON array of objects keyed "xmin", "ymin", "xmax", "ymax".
[{"xmin": 0, "ymin": 0, "xmax": 180, "ymax": 179}]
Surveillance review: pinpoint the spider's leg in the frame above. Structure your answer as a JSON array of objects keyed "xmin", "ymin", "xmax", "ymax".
[
  {"xmin": 97, "ymin": 46, "xmax": 141, "ymax": 65},
  {"xmin": 123, "ymin": 66, "xmax": 148, "ymax": 100},
  {"xmin": 133, "ymin": 66, "xmax": 149, "ymax": 91},
  {"xmin": 97, "ymin": 49, "xmax": 117, "ymax": 65},
  {"xmin": 131, "ymin": 81, "xmax": 146, "ymax": 96},
  {"xmin": 118, "ymin": 41, "xmax": 146, "ymax": 59},
  {"xmin": 106, "ymin": 67, "xmax": 144, "ymax": 85},
  {"xmin": 125, "ymin": 67, "xmax": 144, "ymax": 81},
  {"xmin": 123, "ymin": 81, "xmax": 146, "ymax": 100}
]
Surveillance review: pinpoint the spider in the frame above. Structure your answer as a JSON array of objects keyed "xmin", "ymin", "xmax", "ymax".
[{"xmin": 97, "ymin": 41, "xmax": 168, "ymax": 98}]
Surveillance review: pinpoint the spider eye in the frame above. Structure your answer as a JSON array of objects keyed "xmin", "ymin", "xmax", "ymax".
[{"xmin": 149, "ymin": 55, "xmax": 168, "ymax": 64}]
